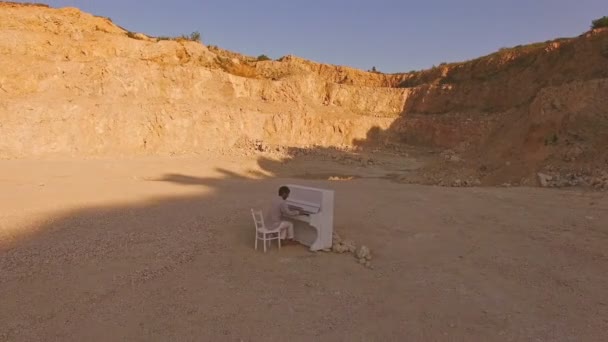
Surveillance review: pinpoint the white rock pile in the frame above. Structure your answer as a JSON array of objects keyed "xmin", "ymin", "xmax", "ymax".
[
  {"xmin": 331, "ymin": 232, "xmax": 373, "ymax": 269},
  {"xmin": 355, "ymin": 246, "xmax": 373, "ymax": 268}
]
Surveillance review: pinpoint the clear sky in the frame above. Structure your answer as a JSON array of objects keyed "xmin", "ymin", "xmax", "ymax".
[{"xmin": 21, "ymin": 0, "xmax": 608, "ymax": 73}]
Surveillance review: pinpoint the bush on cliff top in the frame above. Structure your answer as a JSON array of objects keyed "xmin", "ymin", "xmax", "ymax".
[
  {"xmin": 591, "ymin": 16, "xmax": 608, "ymax": 29},
  {"xmin": 155, "ymin": 31, "xmax": 201, "ymax": 42}
]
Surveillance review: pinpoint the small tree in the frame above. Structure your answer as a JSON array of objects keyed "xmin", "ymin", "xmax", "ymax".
[
  {"xmin": 257, "ymin": 54, "xmax": 271, "ymax": 61},
  {"xmin": 591, "ymin": 16, "xmax": 608, "ymax": 29},
  {"xmin": 189, "ymin": 31, "xmax": 201, "ymax": 42},
  {"xmin": 371, "ymin": 66, "xmax": 377, "ymax": 73}
]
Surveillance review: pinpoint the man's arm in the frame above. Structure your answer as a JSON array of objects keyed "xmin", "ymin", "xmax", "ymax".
[{"xmin": 280, "ymin": 201, "xmax": 300, "ymax": 216}]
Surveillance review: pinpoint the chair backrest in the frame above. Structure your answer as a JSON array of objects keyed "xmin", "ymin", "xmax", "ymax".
[{"xmin": 251, "ymin": 209, "xmax": 265, "ymax": 231}]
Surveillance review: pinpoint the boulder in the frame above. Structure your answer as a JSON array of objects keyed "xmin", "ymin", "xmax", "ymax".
[
  {"xmin": 342, "ymin": 240, "xmax": 356, "ymax": 253},
  {"xmin": 537, "ymin": 173, "xmax": 552, "ymax": 187},
  {"xmin": 356, "ymin": 246, "xmax": 371, "ymax": 260}
]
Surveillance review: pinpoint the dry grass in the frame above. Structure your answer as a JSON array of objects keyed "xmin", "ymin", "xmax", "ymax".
[
  {"xmin": 155, "ymin": 31, "xmax": 201, "ymax": 43},
  {"xmin": 126, "ymin": 31, "xmax": 143, "ymax": 40}
]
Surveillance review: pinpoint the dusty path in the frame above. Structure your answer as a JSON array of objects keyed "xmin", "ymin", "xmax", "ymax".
[{"xmin": 1, "ymin": 156, "xmax": 607, "ymax": 341}]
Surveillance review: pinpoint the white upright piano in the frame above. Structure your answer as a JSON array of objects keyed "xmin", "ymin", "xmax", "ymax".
[{"xmin": 284, "ymin": 184, "xmax": 334, "ymax": 252}]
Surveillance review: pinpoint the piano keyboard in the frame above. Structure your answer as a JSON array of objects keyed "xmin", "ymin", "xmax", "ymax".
[{"xmin": 286, "ymin": 198, "xmax": 320, "ymax": 215}]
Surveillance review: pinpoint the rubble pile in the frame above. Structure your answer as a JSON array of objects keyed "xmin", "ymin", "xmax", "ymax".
[{"xmin": 330, "ymin": 232, "xmax": 373, "ymax": 269}]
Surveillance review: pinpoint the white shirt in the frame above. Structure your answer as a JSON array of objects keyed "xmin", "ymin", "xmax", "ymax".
[{"xmin": 265, "ymin": 196, "xmax": 298, "ymax": 228}]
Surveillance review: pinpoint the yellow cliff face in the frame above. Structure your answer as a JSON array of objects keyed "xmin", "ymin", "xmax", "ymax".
[
  {"xmin": 0, "ymin": 2, "xmax": 409, "ymax": 158},
  {"xmin": 1, "ymin": 2, "xmax": 607, "ymax": 182}
]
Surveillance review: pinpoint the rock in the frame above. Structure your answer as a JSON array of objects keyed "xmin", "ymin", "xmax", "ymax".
[
  {"xmin": 556, "ymin": 179, "xmax": 569, "ymax": 188},
  {"xmin": 332, "ymin": 236, "xmax": 342, "ymax": 245},
  {"xmin": 332, "ymin": 232, "xmax": 342, "ymax": 243},
  {"xmin": 537, "ymin": 173, "xmax": 552, "ymax": 187},
  {"xmin": 358, "ymin": 258, "xmax": 366, "ymax": 265},
  {"xmin": 134, "ymin": 33, "xmax": 149, "ymax": 40},
  {"xmin": 356, "ymin": 246, "xmax": 371, "ymax": 260},
  {"xmin": 449, "ymin": 155, "xmax": 462, "ymax": 162},
  {"xmin": 441, "ymin": 149, "xmax": 455, "ymax": 159},
  {"xmin": 563, "ymin": 146, "xmax": 584, "ymax": 161},
  {"xmin": 365, "ymin": 261, "xmax": 372, "ymax": 268},
  {"xmin": 342, "ymin": 239, "xmax": 356, "ymax": 252},
  {"xmin": 593, "ymin": 178, "xmax": 605, "ymax": 189},
  {"xmin": 473, "ymin": 179, "xmax": 482, "ymax": 186},
  {"xmin": 331, "ymin": 233, "xmax": 361, "ymax": 254},
  {"xmin": 452, "ymin": 179, "xmax": 462, "ymax": 187}
]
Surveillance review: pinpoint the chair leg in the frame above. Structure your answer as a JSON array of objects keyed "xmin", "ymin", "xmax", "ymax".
[
  {"xmin": 263, "ymin": 234, "xmax": 267, "ymax": 253},
  {"xmin": 255, "ymin": 233, "xmax": 258, "ymax": 250},
  {"xmin": 278, "ymin": 233, "xmax": 281, "ymax": 249}
]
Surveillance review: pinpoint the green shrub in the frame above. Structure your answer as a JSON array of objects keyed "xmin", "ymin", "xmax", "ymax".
[
  {"xmin": 155, "ymin": 31, "xmax": 201, "ymax": 43},
  {"xmin": 591, "ymin": 16, "xmax": 608, "ymax": 29},
  {"xmin": 188, "ymin": 31, "xmax": 201, "ymax": 42},
  {"xmin": 256, "ymin": 54, "xmax": 271, "ymax": 61}
]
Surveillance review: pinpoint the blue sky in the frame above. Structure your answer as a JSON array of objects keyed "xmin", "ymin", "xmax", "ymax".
[{"xmin": 24, "ymin": 0, "xmax": 608, "ymax": 73}]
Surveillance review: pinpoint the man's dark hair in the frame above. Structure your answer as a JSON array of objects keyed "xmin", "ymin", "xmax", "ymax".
[{"xmin": 278, "ymin": 186, "xmax": 290, "ymax": 196}]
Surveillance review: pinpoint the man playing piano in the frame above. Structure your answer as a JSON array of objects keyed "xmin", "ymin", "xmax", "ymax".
[{"xmin": 265, "ymin": 185, "xmax": 301, "ymax": 245}]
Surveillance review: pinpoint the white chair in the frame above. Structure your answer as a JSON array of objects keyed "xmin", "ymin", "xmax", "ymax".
[{"xmin": 251, "ymin": 209, "xmax": 282, "ymax": 252}]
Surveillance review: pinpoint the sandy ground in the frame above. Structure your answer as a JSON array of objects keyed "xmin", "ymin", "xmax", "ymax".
[{"xmin": 1, "ymin": 155, "xmax": 607, "ymax": 341}]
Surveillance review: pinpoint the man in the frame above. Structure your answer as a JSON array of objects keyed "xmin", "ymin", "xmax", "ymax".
[{"xmin": 265, "ymin": 185, "xmax": 300, "ymax": 245}]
